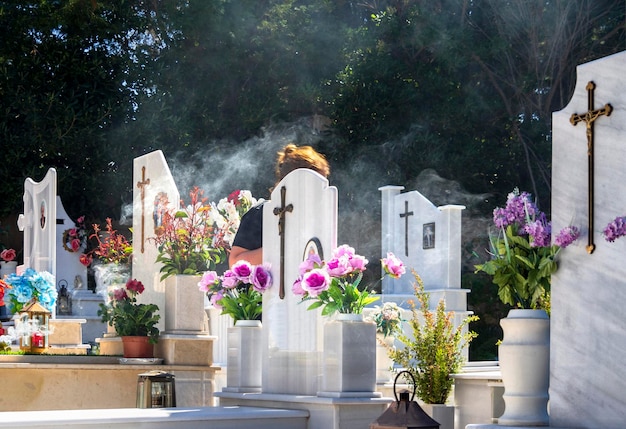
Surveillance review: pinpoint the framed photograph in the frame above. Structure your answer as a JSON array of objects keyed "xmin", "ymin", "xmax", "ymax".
[
  {"xmin": 423, "ymin": 222, "xmax": 435, "ymax": 249},
  {"xmin": 303, "ymin": 237, "xmax": 324, "ymax": 261}
]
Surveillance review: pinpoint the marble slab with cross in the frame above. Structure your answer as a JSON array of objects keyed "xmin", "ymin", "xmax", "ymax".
[
  {"xmin": 549, "ymin": 50, "xmax": 626, "ymax": 428},
  {"xmin": 378, "ymin": 185, "xmax": 468, "ymax": 315}
]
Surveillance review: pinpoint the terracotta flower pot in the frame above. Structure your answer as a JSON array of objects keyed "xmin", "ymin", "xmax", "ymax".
[{"xmin": 121, "ymin": 336, "xmax": 154, "ymax": 358}]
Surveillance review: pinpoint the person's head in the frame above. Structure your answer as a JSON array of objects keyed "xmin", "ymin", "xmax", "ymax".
[{"xmin": 275, "ymin": 144, "xmax": 330, "ymax": 183}]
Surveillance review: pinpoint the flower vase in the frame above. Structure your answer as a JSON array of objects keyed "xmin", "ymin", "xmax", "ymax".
[
  {"xmin": 164, "ymin": 274, "xmax": 207, "ymax": 334},
  {"xmin": 0, "ymin": 261, "xmax": 17, "ymax": 278},
  {"xmin": 376, "ymin": 334, "xmax": 395, "ymax": 383},
  {"xmin": 319, "ymin": 313, "xmax": 378, "ymax": 398},
  {"xmin": 422, "ymin": 403, "xmax": 455, "ymax": 429},
  {"xmin": 224, "ymin": 320, "xmax": 262, "ymax": 393},
  {"xmin": 498, "ymin": 309, "xmax": 550, "ymax": 426},
  {"xmin": 121, "ymin": 336, "xmax": 154, "ymax": 358}
]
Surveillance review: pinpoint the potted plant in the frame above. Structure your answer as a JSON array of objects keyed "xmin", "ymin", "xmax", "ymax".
[
  {"xmin": 198, "ymin": 260, "xmax": 272, "ymax": 392},
  {"xmin": 388, "ymin": 270, "xmax": 478, "ymax": 429},
  {"xmin": 98, "ymin": 278, "xmax": 160, "ymax": 358},
  {"xmin": 292, "ymin": 245, "xmax": 404, "ymax": 396},
  {"xmin": 474, "ymin": 188, "xmax": 579, "ymax": 426},
  {"xmin": 83, "ymin": 218, "xmax": 133, "ymax": 293}
]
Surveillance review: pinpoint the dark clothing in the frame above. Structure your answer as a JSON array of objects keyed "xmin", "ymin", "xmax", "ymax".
[{"xmin": 232, "ymin": 202, "xmax": 264, "ymax": 250}]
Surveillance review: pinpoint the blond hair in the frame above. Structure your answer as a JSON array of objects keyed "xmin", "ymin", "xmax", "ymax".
[{"xmin": 275, "ymin": 144, "xmax": 330, "ymax": 181}]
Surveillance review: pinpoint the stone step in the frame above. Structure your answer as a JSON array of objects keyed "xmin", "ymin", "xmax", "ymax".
[{"xmin": 0, "ymin": 406, "xmax": 309, "ymax": 429}]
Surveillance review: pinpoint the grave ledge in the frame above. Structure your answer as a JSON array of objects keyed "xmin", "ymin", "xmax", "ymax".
[{"xmin": 0, "ymin": 406, "xmax": 309, "ymax": 428}]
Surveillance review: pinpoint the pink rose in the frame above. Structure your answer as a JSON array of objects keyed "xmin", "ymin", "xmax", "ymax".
[
  {"xmin": 349, "ymin": 254, "xmax": 368, "ymax": 272},
  {"xmin": 292, "ymin": 277, "xmax": 305, "ymax": 296},
  {"xmin": 381, "ymin": 252, "xmax": 405, "ymax": 279},
  {"xmin": 198, "ymin": 270, "xmax": 219, "ymax": 292},
  {"xmin": 301, "ymin": 268, "xmax": 330, "ymax": 297},
  {"xmin": 252, "ymin": 265, "xmax": 272, "ymax": 292},
  {"xmin": 299, "ymin": 254, "xmax": 322, "ymax": 275},
  {"xmin": 0, "ymin": 249, "xmax": 16, "ymax": 262},
  {"xmin": 332, "ymin": 244, "xmax": 355, "ymax": 259},
  {"xmin": 325, "ymin": 256, "xmax": 353, "ymax": 277},
  {"xmin": 68, "ymin": 228, "xmax": 78, "ymax": 237},
  {"xmin": 231, "ymin": 260, "xmax": 253, "ymax": 282},
  {"xmin": 211, "ymin": 290, "xmax": 224, "ymax": 309},
  {"xmin": 221, "ymin": 270, "xmax": 239, "ymax": 289},
  {"xmin": 70, "ymin": 238, "xmax": 81, "ymax": 252},
  {"xmin": 79, "ymin": 253, "xmax": 92, "ymax": 267}
]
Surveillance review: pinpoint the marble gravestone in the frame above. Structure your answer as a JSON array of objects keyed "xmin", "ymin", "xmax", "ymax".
[
  {"xmin": 261, "ymin": 168, "xmax": 338, "ymax": 395},
  {"xmin": 131, "ymin": 150, "xmax": 180, "ymax": 325},
  {"xmin": 379, "ymin": 185, "xmax": 468, "ymax": 318},
  {"xmin": 17, "ymin": 168, "xmax": 57, "ymax": 276},
  {"xmin": 549, "ymin": 50, "xmax": 626, "ymax": 428}
]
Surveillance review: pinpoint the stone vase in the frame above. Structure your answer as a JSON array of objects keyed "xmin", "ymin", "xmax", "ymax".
[
  {"xmin": 376, "ymin": 333, "xmax": 395, "ymax": 383},
  {"xmin": 0, "ymin": 261, "xmax": 17, "ymax": 278},
  {"xmin": 224, "ymin": 319, "xmax": 262, "ymax": 393},
  {"xmin": 121, "ymin": 336, "xmax": 154, "ymax": 358},
  {"xmin": 319, "ymin": 313, "xmax": 378, "ymax": 398},
  {"xmin": 164, "ymin": 274, "xmax": 207, "ymax": 334},
  {"xmin": 422, "ymin": 403, "xmax": 455, "ymax": 429},
  {"xmin": 498, "ymin": 309, "xmax": 550, "ymax": 426}
]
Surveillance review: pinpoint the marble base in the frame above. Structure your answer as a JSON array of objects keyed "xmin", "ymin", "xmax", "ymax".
[
  {"xmin": 217, "ymin": 391, "xmax": 391, "ymax": 429},
  {"xmin": 156, "ymin": 333, "xmax": 215, "ymax": 366},
  {"xmin": 96, "ymin": 336, "xmax": 123, "ymax": 356}
]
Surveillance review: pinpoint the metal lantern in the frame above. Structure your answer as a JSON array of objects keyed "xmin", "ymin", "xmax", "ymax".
[
  {"xmin": 370, "ymin": 371, "xmax": 440, "ymax": 429},
  {"xmin": 57, "ymin": 280, "xmax": 72, "ymax": 316},
  {"xmin": 137, "ymin": 370, "xmax": 176, "ymax": 408},
  {"xmin": 18, "ymin": 299, "xmax": 51, "ymax": 354}
]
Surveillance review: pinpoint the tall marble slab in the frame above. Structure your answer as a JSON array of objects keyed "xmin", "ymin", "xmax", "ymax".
[
  {"xmin": 550, "ymin": 50, "xmax": 626, "ymax": 428},
  {"xmin": 262, "ymin": 168, "xmax": 338, "ymax": 395},
  {"xmin": 17, "ymin": 168, "xmax": 57, "ymax": 276},
  {"xmin": 131, "ymin": 150, "xmax": 180, "ymax": 323}
]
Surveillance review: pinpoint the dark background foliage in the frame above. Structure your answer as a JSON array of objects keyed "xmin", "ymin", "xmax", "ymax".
[{"xmin": 1, "ymin": 0, "xmax": 624, "ymax": 359}]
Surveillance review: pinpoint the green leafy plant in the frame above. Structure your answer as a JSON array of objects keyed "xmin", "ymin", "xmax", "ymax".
[
  {"xmin": 151, "ymin": 187, "xmax": 225, "ymax": 281},
  {"xmin": 98, "ymin": 279, "xmax": 160, "ymax": 343},
  {"xmin": 474, "ymin": 189, "xmax": 579, "ymax": 309},
  {"xmin": 388, "ymin": 270, "xmax": 478, "ymax": 404}
]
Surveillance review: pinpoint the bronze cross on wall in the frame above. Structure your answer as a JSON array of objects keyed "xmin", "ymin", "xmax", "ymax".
[
  {"xmin": 570, "ymin": 81, "xmax": 612, "ymax": 254},
  {"xmin": 273, "ymin": 186, "xmax": 293, "ymax": 299},
  {"xmin": 399, "ymin": 201, "xmax": 413, "ymax": 257},
  {"xmin": 136, "ymin": 166, "xmax": 150, "ymax": 253}
]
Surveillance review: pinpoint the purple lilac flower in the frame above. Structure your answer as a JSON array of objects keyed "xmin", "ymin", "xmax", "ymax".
[
  {"xmin": 252, "ymin": 265, "xmax": 272, "ymax": 292},
  {"xmin": 524, "ymin": 215, "xmax": 552, "ymax": 248},
  {"xmin": 301, "ymin": 268, "xmax": 330, "ymax": 297},
  {"xmin": 554, "ymin": 226, "xmax": 580, "ymax": 248},
  {"xmin": 603, "ymin": 216, "xmax": 626, "ymax": 242},
  {"xmin": 494, "ymin": 190, "xmax": 540, "ymax": 230}
]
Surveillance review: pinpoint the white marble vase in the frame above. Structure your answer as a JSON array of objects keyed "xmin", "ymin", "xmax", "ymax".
[
  {"xmin": 319, "ymin": 313, "xmax": 378, "ymax": 398},
  {"xmin": 164, "ymin": 274, "xmax": 208, "ymax": 334},
  {"xmin": 376, "ymin": 334, "xmax": 395, "ymax": 384},
  {"xmin": 224, "ymin": 320, "xmax": 262, "ymax": 393},
  {"xmin": 498, "ymin": 309, "xmax": 550, "ymax": 426}
]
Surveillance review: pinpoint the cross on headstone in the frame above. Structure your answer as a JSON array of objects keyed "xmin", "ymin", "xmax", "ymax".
[
  {"xmin": 399, "ymin": 200, "xmax": 413, "ymax": 256},
  {"xmin": 136, "ymin": 166, "xmax": 150, "ymax": 253},
  {"xmin": 273, "ymin": 185, "xmax": 293, "ymax": 299},
  {"xmin": 570, "ymin": 81, "xmax": 612, "ymax": 254}
]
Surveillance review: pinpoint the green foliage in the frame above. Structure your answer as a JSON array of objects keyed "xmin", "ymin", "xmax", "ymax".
[
  {"xmin": 98, "ymin": 280, "xmax": 160, "ymax": 343},
  {"xmin": 474, "ymin": 224, "xmax": 559, "ymax": 309},
  {"xmin": 389, "ymin": 271, "xmax": 478, "ymax": 404},
  {"xmin": 305, "ymin": 272, "xmax": 379, "ymax": 316},
  {"xmin": 218, "ymin": 289, "xmax": 263, "ymax": 322}
]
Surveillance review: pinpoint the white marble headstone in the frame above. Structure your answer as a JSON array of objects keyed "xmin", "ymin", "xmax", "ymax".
[
  {"xmin": 551, "ymin": 50, "xmax": 626, "ymax": 427},
  {"xmin": 17, "ymin": 168, "xmax": 57, "ymax": 276},
  {"xmin": 132, "ymin": 150, "xmax": 180, "ymax": 327},
  {"xmin": 262, "ymin": 168, "xmax": 338, "ymax": 395},
  {"xmin": 55, "ymin": 196, "xmax": 88, "ymax": 294}
]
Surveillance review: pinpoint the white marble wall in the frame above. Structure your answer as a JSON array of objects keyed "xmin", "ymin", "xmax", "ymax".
[{"xmin": 551, "ymin": 50, "xmax": 626, "ymax": 428}]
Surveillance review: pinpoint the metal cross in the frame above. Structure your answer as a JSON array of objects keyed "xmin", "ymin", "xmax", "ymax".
[
  {"xmin": 273, "ymin": 186, "xmax": 293, "ymax": 299},
  {"xmin": 399, "ymin": 200, "xmax": 414, "ymax": 257},
  {"xmin": 136, "ymin": 166, "xmax": 150, "ymax": 253},
  {"xmin": 570, "ymin": 81, "xmax": 612, "ymax": 254}
]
